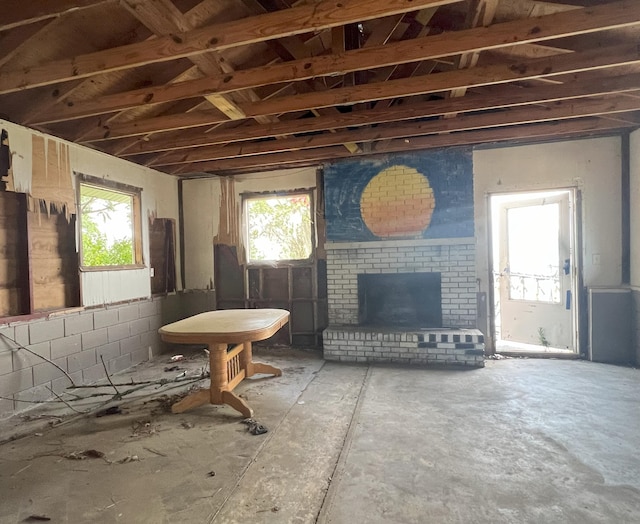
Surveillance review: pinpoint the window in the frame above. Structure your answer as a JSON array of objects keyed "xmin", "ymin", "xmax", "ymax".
[
  {"xmin": 78, "ymin": 175, "xmax": 142, "ymax": 269},
  {"xmin": 245, "ymin": 192, "xmax": 313, "ymax": 262}
]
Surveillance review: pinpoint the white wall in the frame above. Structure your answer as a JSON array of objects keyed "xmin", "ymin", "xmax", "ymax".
[
  {"xmin": 1, "ymin": 119, "xmax": 180, "ymax": 307},
  {"xmin": 182, "ymin": 177, "xmax": 220, "ymax": 290},
  {"xmin": 182, "ymin": 167, "xmax": 318, "ymax": 290},
  {"xmin": 473, "ymin": 136, "xmax": 623, "ymax": 338}
]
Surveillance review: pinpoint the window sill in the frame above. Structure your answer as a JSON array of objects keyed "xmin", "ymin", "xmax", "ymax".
[
  {"xmin": 79, "ymin": 264, "xmax": 147, "ymax": 272},
  {"xmin": 247, "ymin": 259, "xmax": 314, "ymax": 268},
  {"xmin": 0, "ymin": 306, "xmax": 85, "ymax": 326}
]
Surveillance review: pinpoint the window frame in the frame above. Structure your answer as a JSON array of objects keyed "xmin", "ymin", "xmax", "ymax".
[
  {"xmin": 76, "ymin": 173, "xmax": 144, "ymax": 271},
  {"xmin": 243, "ymin": 189, "xmax": 316, "ymax": 266}
]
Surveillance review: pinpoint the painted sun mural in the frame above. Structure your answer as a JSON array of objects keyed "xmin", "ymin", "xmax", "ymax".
[
  {"xmin": 360, "ymin": 165, "xmax": 435, "ymax": 238},
  {"xmin": 323, "ymin": 148, "xmax": 474, "ymax": 242}
]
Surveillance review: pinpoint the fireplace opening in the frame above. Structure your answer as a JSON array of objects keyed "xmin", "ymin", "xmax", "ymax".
[{"xmin": 358, "ymin": 273, "xmax": 442, "ymax": 328}]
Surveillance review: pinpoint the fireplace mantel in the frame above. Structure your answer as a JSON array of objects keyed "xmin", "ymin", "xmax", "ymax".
[{"xmin": 325, "ymin": 237, "xmax": 474, "ymax": 250}]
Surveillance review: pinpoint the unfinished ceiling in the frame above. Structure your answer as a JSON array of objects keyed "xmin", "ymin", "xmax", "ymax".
[{"xmin": 1, "ymin": 0, "xmax": 639, "ymax": 176}]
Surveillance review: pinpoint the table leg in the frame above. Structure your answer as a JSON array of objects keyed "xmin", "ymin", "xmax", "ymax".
[
  {"xmin": 170, "ymin": 343, "xmax": 227, "ymax": 413},
  {"xmin": 171, "ymin": 389, "xmax": 209, "ymax": 414},
  {"xmin": 208, "ymin": 342, "xmax": 227, "ymax": 405},
  {"xmin": 222, "ymin": 390, "xmax": 253, "ymax": 418},
  {"xmin": 241, "ymin": 341, "xmax": 283, "ymax": 378}
]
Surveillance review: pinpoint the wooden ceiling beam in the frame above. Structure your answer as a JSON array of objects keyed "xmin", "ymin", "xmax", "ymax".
[
  {"xmin": 86, "ymin": 70, "xmax": 640, "ymax": 148},
  {"xmin": 121, "ymin": 0, "xmax": 275, "ymax": 124},
  {"xmin": 238, "ymin": 0, "xmax": 359, "ymax": 153},
  {"xmin": 173, "ymin": 117, "xmax": 633, "ymax": 174},
  {"xmin": 362, "ymin": 14, "xmax": 405, "ymax": 48},
  {"xmin": 94, "ymin": 109, "xmax": 229, "ymax": 142},
  {"xmin": 150, "ymin": 94, "xmax": 640, "ymax": 165},
  {"xmin": 0, "ymin": 0, "xmax": 460, "ymax": 95},
  {"xmin": 0, "ymin": 21, "xmax": 51, "ymax": 69},
  {"xmin": 447, "ymin": 0, "xmax": 499, "ymax": 107},
  {"xmin": 238, "ymin": 43, "xmax": 640, "ymax": 117},
  {"xmin": 115, "ymin": 72, "xmax": 640, "ymax": 155},
  {"xmin": 0, "ymin": 0, "xmax": 113, "ymax": 32},
  {"xmin": 28, "ymin": 0, "xmax": 640, "ymax": 124},
  {"xmin": 373, "ymin": 114, "xmax": 633, "ymax": 152}
]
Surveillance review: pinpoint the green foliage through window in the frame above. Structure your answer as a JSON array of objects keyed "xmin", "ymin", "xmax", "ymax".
[
  {"xmin": 247, "ymin": 194, "xmax": 313, "ymax": 262},
  {"xmin": 80, "ymin": 184, "xmax": 135, "ymax": 267}
]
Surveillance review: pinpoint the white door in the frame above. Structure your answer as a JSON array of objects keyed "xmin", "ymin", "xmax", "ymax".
[{"xmin": 493, "ymin": 191, "xmax": 574, "ymax": 350}]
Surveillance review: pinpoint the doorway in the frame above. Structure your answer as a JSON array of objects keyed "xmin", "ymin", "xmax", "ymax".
[{"xmin": 490, "ymin": 190, "xmax": 577, "ymax": 354}]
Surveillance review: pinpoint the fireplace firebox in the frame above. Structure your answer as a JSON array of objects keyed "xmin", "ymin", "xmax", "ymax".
[{"xmin": 358, "ymin": 273, "xmax": 442, "ymax": 328}]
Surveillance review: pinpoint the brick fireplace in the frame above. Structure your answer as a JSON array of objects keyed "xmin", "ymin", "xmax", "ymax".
[
  {"xmin": 322, "ymin": 239, "xmax": 484, "ymax": 367},
  {"xmin": 321, "ymin": 149, "xmax": 484, "ymax": 367}
]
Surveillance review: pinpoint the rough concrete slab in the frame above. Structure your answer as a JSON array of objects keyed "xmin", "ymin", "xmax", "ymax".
[
  {"xmin": 212, "ymin": 363, "xmax": 367, "ymax": 523},
  {"xmin": 0, "ymin": 347, "xmax": 325, "ymax": 523},
  {"xmin": 319, "ymin": 360, "xmax": 640, "ymax": 524},
  {"xmin": 1, "ymin": 356, "xmax": 639, "ymax": 523}
]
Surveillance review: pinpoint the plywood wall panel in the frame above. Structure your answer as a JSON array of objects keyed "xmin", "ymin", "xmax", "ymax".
[
  {"xmin": 28, "ymin": 209, "xmax": 79, "ymax": 311},
  {"xmin": 0, "ymin": 191, "xmax": 28, "ymax": 316}
]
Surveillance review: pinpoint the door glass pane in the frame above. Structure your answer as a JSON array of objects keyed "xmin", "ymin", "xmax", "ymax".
[{"xmin": 507, "ymin": 203, "xmax": 560, "ymax": 303}]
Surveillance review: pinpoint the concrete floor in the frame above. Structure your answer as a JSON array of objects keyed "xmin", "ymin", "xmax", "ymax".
[{"xmin": 0, "ymin": 350, "xmax": 639, "ymax": 523}]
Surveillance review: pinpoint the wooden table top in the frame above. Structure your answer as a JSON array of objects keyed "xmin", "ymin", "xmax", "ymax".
[{"xmin": 158, "ymin": 308, "xmax": 290, "ymax": 344}]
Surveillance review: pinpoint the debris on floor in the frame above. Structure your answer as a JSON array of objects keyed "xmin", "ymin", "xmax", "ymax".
[
  {"xmin": 169, "ymin": 355, "xmax": 185, "ymax": 362},
  {"xmin": 129, "ymin": 420, "xmax": 159, "ymax": 439},
  {"xmin": 148, "ymin": 385, "xmax": 205, "ymax": 415},
  {"xmin": 63, "ymin": 449, "xmax": 106, "ymax": 460},
  {"xmin": 23, "ymin": 515, "xmax": 51, "ymax": 522},
  {"xmin": 242, "ymin": 418, "xmax": 268, "ymax": 435},
  {"xmin": 116, "ymin": 455, "xmax": 139, "ymax": 464},
  {"xmin": 96, "ymin": 406, "xmax": 122, "ymax": 417},
  {"xmin": 143, "ymin": 447, "xmax": 166, "ymax": 457}
]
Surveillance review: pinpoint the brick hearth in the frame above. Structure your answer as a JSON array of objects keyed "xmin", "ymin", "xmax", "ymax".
[{"xmin": 323, "ymin": 327, "xmax": 485, "ymax": 367}]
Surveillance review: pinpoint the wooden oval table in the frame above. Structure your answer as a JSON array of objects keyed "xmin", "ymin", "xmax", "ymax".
[{"xmin": 158, "ymin": 308, "xmax": 289, "ymax": 417}]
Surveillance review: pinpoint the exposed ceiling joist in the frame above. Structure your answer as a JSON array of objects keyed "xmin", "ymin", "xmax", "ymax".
[
  {"xmin": 0, "ymin": 0, "xmax": 460, "ymax": 95},
  {"xmin": 174, "ymin": 116, "xmax": 632, "ymax": 174},
  {"xmin": 28, "ymin": 0, "xmax": 640, "ymax": 125},
  {"xmin": 121, "ymin": 0, "xmax": 275, "ymax": 124},
  {"xmin": 113, "ymin": 72, "xmax": 640, "ymax": 156},
  {"xmin": 0, "ymin": 0, "xmax": 113, "ymax": 32},
  {"xmin": 151, "ymin": 94, "xmax": 640, "ymax": 165},
  {"xmin": 238, "ymin": 43, "xmax": 640, "ymax": 117},
  {"xmin": 1, "ymin": 0, "xmax": 638, "ymax": 175}
]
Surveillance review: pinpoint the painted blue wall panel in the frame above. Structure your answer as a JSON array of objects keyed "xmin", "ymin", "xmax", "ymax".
[{"xmin": 324, "ymin": 148, "xmax": 474, "ymax": 242}]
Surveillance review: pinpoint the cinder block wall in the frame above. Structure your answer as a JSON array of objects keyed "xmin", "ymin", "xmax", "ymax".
[
  {"xmin": 326, "ymin": 238, "xmax": 477, "ymax": 328},
  {"xmin": 0, "ymin": 298, "xmax": 164, "ymax": 418}
]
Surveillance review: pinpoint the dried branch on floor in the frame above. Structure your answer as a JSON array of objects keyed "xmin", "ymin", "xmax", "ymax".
[
  {"xmin": 66, "ymin": 380, "xmax": 157, "ymax": 388},
  {"xmin": 0, "ymin": 371, "xmax": 209, "ymax": 416},
  {"xmin": 45, "ymin": 385, "xmax": 86, "ymax": 414},
  {"xmin": 100, "ymin": 355, "xmax": 121, "ymax": 397}
]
